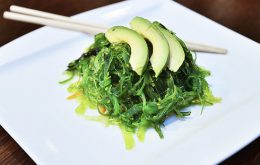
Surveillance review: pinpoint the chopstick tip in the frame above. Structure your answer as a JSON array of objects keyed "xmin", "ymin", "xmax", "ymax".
[
  {"xmin": 10, "ymin": 5, "xmax": 20, "ymax": 11},
  {"xmin": 3, "ymin": 11, "xmax": 9, "ymax": 18},
  {"xmin": 9, "ymin": 5, "xmax": 15, "ymax": 11},
  {"xmin": 221, "ymin": 49, "xmax": 228, "ymax": 54}
]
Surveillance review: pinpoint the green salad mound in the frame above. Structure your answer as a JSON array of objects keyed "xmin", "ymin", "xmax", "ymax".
[{"xmin": 62, "ymin": 20, "xmax": 220, "ymax": 149}]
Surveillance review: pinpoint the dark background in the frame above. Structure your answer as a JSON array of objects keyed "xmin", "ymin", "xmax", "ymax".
[{"xmin": 0, "ymin": 0, "xmax": 259, "ymax": 164}]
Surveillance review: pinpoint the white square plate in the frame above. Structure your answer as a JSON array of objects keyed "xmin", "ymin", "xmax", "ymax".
[{"xmin": 0, "ymin": 0, "xmax": 260, "ymax": 164}]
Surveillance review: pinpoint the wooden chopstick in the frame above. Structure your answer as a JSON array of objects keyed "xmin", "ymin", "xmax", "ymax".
[
  {"xmin": 3, "ymin": 11, "xmax": 105, "ymax": 35},
  {"xmin": 185, "ymin": 41, "xmax": 227, "ymax": 54},
  {"xmin": 9, "ymin": 5, "xmax": 107, "ymax": 31},
  {"xmin": 3, "ymin": 5, "xmax": 227, "ymax": 54}
]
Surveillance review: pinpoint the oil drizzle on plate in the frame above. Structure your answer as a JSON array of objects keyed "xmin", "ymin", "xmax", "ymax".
[{"xmin": 67, "ymin": 91, "xmax": 147, "ymax": 149}]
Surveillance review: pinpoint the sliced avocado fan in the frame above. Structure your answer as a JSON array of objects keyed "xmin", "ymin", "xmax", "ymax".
[
  {"xmin": 105, "ymin": 26, "xmax": 149, "ymax": 75},
  {"xmin": 105, "ymin": 17, "xmax": 185, "ymax": 76},
  {"xmin": 130, "ymin": 17, "xmax": 169, "ymax": 77},
  {"xmin": 154, "ymin": 22, "xmax": 185, "ymax": 72}
]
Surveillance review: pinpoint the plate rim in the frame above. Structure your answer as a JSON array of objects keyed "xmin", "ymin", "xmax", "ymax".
[{"xmin": 0, "ymin": 0, "xmax": 260, "ymax": 164}]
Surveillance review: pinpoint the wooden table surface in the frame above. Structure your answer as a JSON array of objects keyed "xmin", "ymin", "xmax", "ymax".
[{"xmin": 0, "ymin": 0, "xmax": 259, "ymax": 164}]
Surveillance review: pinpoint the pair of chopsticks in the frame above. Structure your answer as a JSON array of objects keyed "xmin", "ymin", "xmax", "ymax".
[{"xmin": 3, "ymin": 5, "xmax": 227, "ymax": 54}]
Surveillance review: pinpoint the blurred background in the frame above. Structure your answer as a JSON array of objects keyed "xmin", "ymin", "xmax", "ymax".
[{"xmin": 0, "ymin": 0, "xmax": 259, "ymax": 165}]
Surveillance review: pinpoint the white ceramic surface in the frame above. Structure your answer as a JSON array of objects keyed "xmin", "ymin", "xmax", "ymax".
[{"xmin": 0, "ymin": 0, "xmax": 260, "ymax": 165}]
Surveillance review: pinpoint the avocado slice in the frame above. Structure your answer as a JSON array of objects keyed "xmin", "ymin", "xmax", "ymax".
[
  {"xmin": 154, "ymin": 23, "xmax": 185, "ymax": 72},
  {"xmin": 130, "ymin": 17, "xmax": 169, "ymax": 77},
  {"xmin": 105, "ymin": 26, "xmax": 148, "ymax": 75}
]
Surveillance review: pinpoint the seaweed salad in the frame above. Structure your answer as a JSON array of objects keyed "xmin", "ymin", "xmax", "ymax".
[{"xmin": 61, "ymin": 17, "xmax": 220, "ymax": 149}]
